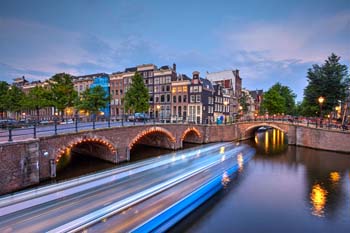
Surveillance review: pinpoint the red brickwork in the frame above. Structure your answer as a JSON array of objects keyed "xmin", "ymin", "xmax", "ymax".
[
  {"xmin": 0, "ymin": 140, "xmax": 39, "ymax": 195},
  {"xmin": 1, "ymin": 122, "xmax": 350, "ymax": 195}
]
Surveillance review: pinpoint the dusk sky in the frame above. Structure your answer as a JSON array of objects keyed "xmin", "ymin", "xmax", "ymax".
[{"xmin": 0, "ymin": 0, "xmax": 349, "ymax": 101}]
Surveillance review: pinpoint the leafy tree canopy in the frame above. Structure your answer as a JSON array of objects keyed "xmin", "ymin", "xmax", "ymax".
[
  {"xmin": 6, "ymin": 85, "xmax": 25, "ymax": 113},
  {"xmin": 302, "ymin": 53, "xmax": 349, "ymax": 117},
  {"xmin": 239, "ymin": 92, "xmax": 249, "ymax": 113},
  {"xmin": 21, "ymin": 86, "xmax": 51, "ymax": 120},
  {"xmin": 124, "ymin": 72, "xmax": 150, "ymax": 113},
  {"xmin": 0, "ymin": 81, "xmax": 9, "ymax": 118},
  {"xmin": 260, "ymin": 82, "xmax": 296, "ymax": 115},
  {"xmin": 76, "ymin": 85, "xmax": 109, "ymax": 117},
  {"xmin": 49, "ymin": 73, "xmax": 77, "ymax": 114}
]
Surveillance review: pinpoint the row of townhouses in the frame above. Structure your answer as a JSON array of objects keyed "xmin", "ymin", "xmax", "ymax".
[{"xmin": 11, "ymin": 63, "xmax": 264, "ymax": 124}]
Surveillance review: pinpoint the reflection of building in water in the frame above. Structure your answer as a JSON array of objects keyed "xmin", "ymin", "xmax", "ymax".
[
  {"xmin": 310, "ymin": 184, "xmax": 328, "ymax": 217},
  {"xmin": 221, "ymin": 171, "xmax": 230, "ymax": 187},
  {"xmin": 252, "ymin": 130, "xmax": 350, "ymax": 220},
  {"xmin": 299, "ymin": 146, "xmax": 349, "ymax": 219}
]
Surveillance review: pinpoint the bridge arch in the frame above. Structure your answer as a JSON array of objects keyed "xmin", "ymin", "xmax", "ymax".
[
  {"xmin": 55, "ymin": 136, "xmax": 117, "ymax": 164},
  {"xmin": 181, "ymin": 127, "xmax": 202, "ymax": 144},
  {"xmin": 241, "ymin": 122, "xmax": 288, "ymax": 139},
  {"xmin": 128, "ymin": 126, "xmax": 176, "ymax": 150}
]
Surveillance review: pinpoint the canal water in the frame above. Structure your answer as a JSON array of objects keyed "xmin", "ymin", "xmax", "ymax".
[
  {"xmin": 54, "ymin": 143, "xmax": 197, "ymax": 181},
  {"xmin": 170, "ymin": 128, "xmax": 350, "ymax": 233}
]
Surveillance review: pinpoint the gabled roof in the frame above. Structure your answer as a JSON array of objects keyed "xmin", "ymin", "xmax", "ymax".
[{"xmin": 249, "ymin": 89, "xmax": 263, "ymax": 100}]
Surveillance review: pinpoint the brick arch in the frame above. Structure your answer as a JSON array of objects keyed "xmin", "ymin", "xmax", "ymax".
[
  {"xmin": 55, "ymin": 136, "xmax": 117, "ymax": 163},
  {"xmin": 181, "ymin": 127, "xmax": 202, "ymax": 142},
  {"xmin": 128, "ymin": 126, "xmax": 176, "ymax": 150},
  {"xmin": 241, "ymin": 122, "xmax": 288, "ymax": 139}
]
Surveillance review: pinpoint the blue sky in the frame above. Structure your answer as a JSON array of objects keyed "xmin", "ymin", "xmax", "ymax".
[{"xmin": 0, "ymin": 0, "xmax": 349, "ymax": 101}]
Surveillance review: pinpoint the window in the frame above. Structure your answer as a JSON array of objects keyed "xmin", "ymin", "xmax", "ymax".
[
  {"xmin": 178, "ymin": 87, "xmax": 182, "ymax": 93},
  {"xmin": 111, "ymin": 90, "xmax": 114, "ymax": 95},
  {"xmin": 155, "ymin": 94, "xmax": 159, "ymax": 103},
  {"xmin": 178, "ymin": 95, "xmax": 182, "ymax": 103},
  {"xmin": 166, "ymin": 76, "xmax": 171, "ymax": 83},
  {"xmin": 161, "ymin": 85, "xmax": 165, "ymax": 92},
  {"xmin": 166, "ymin": 85, "xmax": 170, "ymax": 92},
  {"xmin": 197, "ymin": 106, "xmax": 201, "ymax": 115},
  {"xmin": 120, "ymin": 89, "xmax": 123, "ymax": 94},
  {"xmin": 172, "ymin": 87, "xmax": 176, "ymax": 93},
  {"xmin": 173, "ymin": 96, "xmax": 176, "ymax": 103},
  {"xmin": 150, "ymin": 96, "xmax": 154, "ymax": 102},
  {"xmin": 149, "ymin": 78, "xmax": 153, "ymax": 84},
  {"xmin": 183, "ymin": 95, "xmax": 187, "ymax": 102},
  {"xmin": 154, "ymin": 78, "xmax": 159, "ymax": 84},
  {"xmin": 191, "ymin": 95, "xmax": 195, "ymax": 103},
  {"xmin": 173, "ymin": 106, "xmax": 176, "ymax": 115},
  {"xmin": 196, "ymin": 95, "xmax": 201, "ymax": 102},
  {"xmin": 193, "ymin": 86, "xmax": 198, "ymax": 92},
  {"xmin": 198, "ymin": 86, "xmax": 202, "ymax": 92},
  {"xmin": 155, "ymin": 86, "xmax": 160, "ymax": 93},
  {"xmin": 183, "ymin": 86, "xmax": 188, "ymax": 92},
  {"xmin": 190, "ymin": 86, "xmax": 193, "ymax": 92},
  {"xmin": 161, "ymin": 95, "xmax": 165, "ymax": 103},
  {"xmin": 166, "ymin": 94, "xmax": 170, "ymax": 102},
  {"xmin": 178, "ymin": 106, "xmax": 182, "ymax": 116}
]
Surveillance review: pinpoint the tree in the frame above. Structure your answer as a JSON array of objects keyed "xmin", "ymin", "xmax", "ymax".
[
  {"xmin": 260, "ymin": 88, "xmax": 285, "ymax": 115},
  {"xmin": 270, "ymin": 82, "xmax": 296, "ymax": 115},
  {"xmin": 21, "ymin": 86, "xmax": 51, "ymax": 122},
  {"xmin": 49, "ymin": 73, "xmax": 78, "ymax": 119},
  {"xmin": 0, "ymin": 81, "xmax": 9, "ymax": 119},
  {"xmin": 5, "ymin": 86, "xmax": 25, "ymax": 118},
  {"xmin": 123, "ymin": 72, "xmax": 150, "ymax": 114},
  {"xmin": 239, "ymin": 92, "xmax": 249, "ymax": 113},
  {"xmin": 260, "ymin": 82, "xmax": 296, "ymax": 115},
  {"xmin": 75, "ymin": 86, "xmax": 109, "ymax": 120},
  {"xmin": 302, "ymin": 53, "xmax": 349, "ymax": 116}
]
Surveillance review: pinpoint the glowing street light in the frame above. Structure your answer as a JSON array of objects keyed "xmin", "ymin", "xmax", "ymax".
[{"xmin": 318, "ymin": 96, "xmax": 325, "ymax": 127}]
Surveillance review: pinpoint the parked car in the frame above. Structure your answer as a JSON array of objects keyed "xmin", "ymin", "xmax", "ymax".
[
  {"xmin": 60, "ymin": 119, "xmax": 74, "ymax": 124},
  {"xmin": 128, "ymin": 113, "xmax": 149, "ymax": 122}
]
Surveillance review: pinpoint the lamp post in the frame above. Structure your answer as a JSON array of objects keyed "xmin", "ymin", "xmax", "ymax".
[
  {"xmin": 239, "ymin": 105, "xmax": 243, "ymax": 121},
  {"xmin": 318, "ymin": 96, "xmax": 325, "ymax": 128},
  {"xmin": 156, "ymin": 105, "xmax": 160, "ymax": 123}
]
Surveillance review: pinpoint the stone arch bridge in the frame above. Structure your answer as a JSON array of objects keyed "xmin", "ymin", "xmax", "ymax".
[{"xmin": 1, "ymin": 121, "xmax": 350, "ymax": 194}]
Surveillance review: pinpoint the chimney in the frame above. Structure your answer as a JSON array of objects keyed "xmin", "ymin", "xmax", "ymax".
[
  {"xmin": 173, "ymin": 63, "xmax": 176, "ymax": 72},
  {"xmin": 235, "ymin": 69, "xmax": 240, "ymax": 77}
]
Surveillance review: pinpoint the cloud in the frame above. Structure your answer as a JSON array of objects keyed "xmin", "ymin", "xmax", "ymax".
[
  {"xmin": 0, "ymin": 62, "xmax": 51, "ymax": 82},
  {"xmin": 220, "ymin": 10, "xmax": 350, "ymax": 63}
]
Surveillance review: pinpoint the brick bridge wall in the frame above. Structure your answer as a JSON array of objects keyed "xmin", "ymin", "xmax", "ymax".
[{"xmin": 1, "ymin": 122, "xmax": 350, "ymax": 194}]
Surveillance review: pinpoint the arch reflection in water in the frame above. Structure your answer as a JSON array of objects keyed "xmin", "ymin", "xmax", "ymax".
[
  {"xmin": 310, "ymin": 184, "xmax": 328, "ymax": 217},
  {"xmin": 255, "ymin": 128, "xmax": 288, "ymax": 155}
]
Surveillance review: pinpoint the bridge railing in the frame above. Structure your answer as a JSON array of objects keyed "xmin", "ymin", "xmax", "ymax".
[{"xmin": 0, "ymin": 115, "xmax": 348, "ymax": 143}]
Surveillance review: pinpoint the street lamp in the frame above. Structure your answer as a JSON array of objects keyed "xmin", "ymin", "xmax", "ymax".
[
  {"xmin": 156, "ymin": 105, "xmax": 161, "ymax": 123},
  {"xmin": 239, "ymin": 105, "xmax": 243, "ymax": 121},
  {"xmin": 318, "ymin": 96, "xmax": 325, "ymax": 127}
]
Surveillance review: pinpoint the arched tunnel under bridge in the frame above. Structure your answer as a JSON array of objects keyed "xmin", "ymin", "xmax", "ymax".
[
  {"xmin": 128, "ymin": 126, "xmax": 203, "ymax": 161},
  {"xmin": 54, "ymin": 137, "xmax": 117, "ymax": 180}
]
